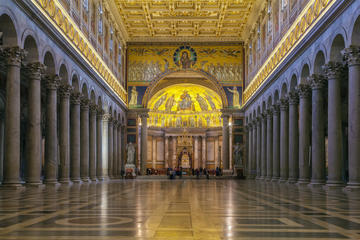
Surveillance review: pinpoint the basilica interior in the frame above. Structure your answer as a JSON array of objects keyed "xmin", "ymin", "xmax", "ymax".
[{"xmin": 1, "ymin": 0, "xmax": 360, "ymax": 239}]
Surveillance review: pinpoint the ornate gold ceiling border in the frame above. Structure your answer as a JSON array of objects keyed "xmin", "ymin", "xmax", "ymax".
[
  {"xmin": 242, "ymin": 0, "xmax": 335, "ymax": 106},
  {"xmin": 31, "ymin": 0, "xmax": 127, "ymax": 104}
]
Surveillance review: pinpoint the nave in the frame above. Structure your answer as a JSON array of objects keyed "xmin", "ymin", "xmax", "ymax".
[{"xmin": 0, "ymin": 180, "xmax": 360, "ymax": 240}]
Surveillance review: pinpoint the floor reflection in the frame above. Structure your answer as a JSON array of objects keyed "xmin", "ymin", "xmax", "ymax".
[{"xmin": 0, "ymin": 179, "xmax": 359, "ymax": 239}]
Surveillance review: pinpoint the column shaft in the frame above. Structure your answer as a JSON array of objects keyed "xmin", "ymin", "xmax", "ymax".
[
  {"xmin": 140, "ymin": 113, "xmax": 148, "ymax": 175},
  {"xmin": 251, "ymin": 121, "xmax": 257, "ymax": 178},
  {"xmin": 343, "ymin": 47, "xmax": 360, "ymax": 188},
  {"xmin": 272, "ymin": 105, "xmax": 280, "ymax": 181},
  {"xmin": 288, "ymin": 92, "xmax": 299, "ymax": 183},
  {"xmin": 222, "ymin": 113, "xmax": 230, "ymax": 169},
  {"xmin": 2, "ymin": 47, "xmax": 25, "ymax": 186},
  {"xmin": 310, "ymin": 75, "xmax": 326, "ymax": 185},
  {"xmin": 256, "ymin": 118, "xmax": 261, "ymax": 179},
  {"xmin": 80, "ymin": 98, "xmax": 90, "ymax": 182},
  {"xmin": 89, "ymin": 105, "xmax": 97, "ymax": 181},
  {"xmin": 44, "ymin": 76, "xmax": 60, "ymax": 184},
  {"xmin": 113, "ymin": 121, "xmax": 118, "ymax": 178},
  {"xmin": 164, "ymin": 136, "xmax": 169, "ymax": 169},
  {"xmin": 59, "ymin": 85, "xmax": 72, "ymax": 183},
  {"xmin": 117, "ymin": 125, "xmax": 122, "ymax": 177},
  {"xmin": 101, "ymin": 114, "xmax": 110, "ymax": 179},
  {"xmin": 25, "ymin": 63, "xmax": 44, "ymax": 185},
  {"xmin": 297, "ymin": 84, "xmax": 311, "ymax": 184},
  {"xmin": 261, "ymin": 115, "xmax": 267, "ymax": 180},
  {"xmin": 266, "ymin": 111, "xmax": 273, "ymax": 180},
  {"xmin": 280, "ymin": 99, "xmax": 289, "ymax": 182},
  {"xmin": 70, "ymin": 93, "xmax": 81, "ymax": 182},
  {"xmin": 247, "ymin": 125, "xmax": 253, "ymax": 177},
  {"xmin": 108, "ymin": 119, "xmax": 113, "ymax": 178},
  {"xmin": 202, "ymin": 136, "xmax": 206, "ymax": 169},
  {"xmin": 152, "ymin": 137, "xmax": 156, "ymax": 169},
  {"xmin": 96, "ymin": 111, "xmax": 104, "ymax": 180}
]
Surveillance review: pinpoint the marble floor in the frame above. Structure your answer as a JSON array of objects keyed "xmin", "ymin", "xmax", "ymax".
[{"xmin": 0, "ymin": 179, "xmax": 360, "ymax": 240}]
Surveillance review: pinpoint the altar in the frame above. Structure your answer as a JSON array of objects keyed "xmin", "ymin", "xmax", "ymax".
[{"xmin": 177, "ymin": 132, "xmax": 193, "ymax": 168}]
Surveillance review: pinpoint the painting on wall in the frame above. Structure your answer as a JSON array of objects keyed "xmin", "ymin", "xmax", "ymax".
[
  {"xmin": 128, "ymin": 86, "xmax": 147, "ymax": 108},
  {"xmin": 127, "ymin": 44, "xmax": 244, "ymax": 85},
  {"xmin": 224, "ymin": 86, "xmax": 242, "ymax": 109}
]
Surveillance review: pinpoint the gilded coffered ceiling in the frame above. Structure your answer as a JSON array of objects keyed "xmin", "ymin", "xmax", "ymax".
[{"xmin": 113, "ymin": 0, "xmax": 256, "ymax": 42}]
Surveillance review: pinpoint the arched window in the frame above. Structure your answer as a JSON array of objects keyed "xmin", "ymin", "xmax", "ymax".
[
  {"xmin": 83, "ymin": 0, "xmax": 89, "ymax": 12},
  {"xmin": 98, "ymin": 3, "xmax": 103, "ymax": 35}
]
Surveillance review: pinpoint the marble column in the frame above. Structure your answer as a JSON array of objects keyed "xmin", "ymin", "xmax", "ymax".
[
  {"xmin": 58, "ymin": 84, "xmax": 72, "ymax": 183},
  {"xmin": 194, "ymin": 137, "xmax": 199, "ymax": 169},
  {"xmin": 101, "ymin": 113, "xmax": 110, "ymax": 179},
  {"xmin": 44, "ymin": 75, "xmax": 61, "ymax": 184},
  {"xmin": 80, "ymin": 98, "xmax": 90, "ymax": 182},
  {"xmin": 256, "ymin": 117, "xmax": 261, "ymax": 179},
  {"xmin": 25, "ymin": 63, "xmax": 44, "ymax": 185},
  {"xmin": 152, "ymin": 136, "xmax": 156, "ymax": 169},
  {"xmin": 96, "ymin": 109, "xmax": 104, "ymax": 180},
  {"xmin": 202, "ymin": 136, "xmax": 206, "ymax": 169},
  {"xmin": 288, "ymin": 91, "xmax": 299, "ymax": 183},
  {"xmin": 272, "ymin": 104, "xmax": 280, "ymax": 181},
  {"xmin": 310, "ymin": 75, "xmax": 326, "ymax": 185},
  {"xmin": 113, "ymin": 121, "xmax": 118, "ymax": 178},
  {"xmin": 172, "ymin": 137, "xmax": 177, "ymax": 168},
  {"xmin": 261, "ymin": 113, "xmax": 267, "ymax": 180},
  {"xmin": 251, "ymin": 121, "xmax": 257, "ymax": 178},
  {"xmin": 323, "ymin": 62, "xmax": 345, "ymax": 187},
  {"xmin": 279, "ymin": 98, "xmax": 289, "ymax": 183},
  {"xmin": 247, "ymin": 124, "xmax": 253, "ymax": 177},
  {"xmin": 117, "ymin": 124, "xmax": 123, "ymax": 178},
  {"xmin": 296, "ymin": 83, "xmax": 312, "ymax": 184},
  {"xmin": 215, "ymin": 136, "xmax": 219, "ymax": 169},
  {"xmin": 0, "ymin": 111, "xmax": 4, "ymax": 183},
  {"xmin": 70, "ymin": 92, "xmax": 81, "ymax": 183},
  {"xmin": 108, "ymin": 117, "xmax": 113, "ymax": 178},
  {"xmin": 89, "ymin": 104, "xmax": 97, "ymax": 181},
  {"xmin": 1, "ymin": 47, "xmax": 25, "ymax": 187},
  {"xmin": 120, "ymin": 125, "xmax": 125, "ymax": 174},
  {"xmin": 342, "ymin": 47, "xmax": 360, "ymax": 189},
  {"xmin": 222, "ymin": 113, "xmax": 230, "ymax": 170},
  {"xmin": 266, "ymin": 110, "xmax": 273, "ymax": 181},
  {"xmin": 140, "ymin": 113, "xmax": 149, "ymax": 175},
  {"xmin": 164, "ymin": 136, "xmax": 169, "ymax": 169}
]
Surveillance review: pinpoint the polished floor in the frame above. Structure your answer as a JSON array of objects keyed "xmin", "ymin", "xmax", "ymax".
[{"xmin": 0, "ymin": 179, "xmax": 360, "ymax": 240}]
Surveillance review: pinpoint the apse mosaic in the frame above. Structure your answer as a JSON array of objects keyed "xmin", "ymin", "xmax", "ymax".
[
  {"xmin": 147, "ymin": 84, "xmax": 223, "ymax": 128},
  {"xmin": 127, "ymin": 44, "xmax": 243, "ymax": 85}
]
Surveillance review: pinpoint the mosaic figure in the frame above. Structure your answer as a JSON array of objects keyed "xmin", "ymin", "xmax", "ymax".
[
  {"xmin": 129, "ymin": 87, "xmax": 138, "ymax": 105},
  {"xmin": 228, "ymin": 86, "xmax": 241, "ymax": 108},
  {"xmin": 196, "ymin": 94, "xmax": 208, "ymax": 111}
]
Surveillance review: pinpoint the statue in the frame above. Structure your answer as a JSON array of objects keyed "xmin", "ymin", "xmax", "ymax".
[
  {"xmin": 129, "ymin": 87, "xmax": 138, "ymax": 106},
  {"xmin": 196, "ymin": 93, "xmax": 209, "ymax": 111},
  {"xmin": 233, "ymin": 143, "xmax": 243, "ymax": 166},
  {"xmin": 153, "ymin": 93, "xmax": 168, "ymax": 111},
  {"xmin": 227, "ymin": 86, "xmax": 241, "ymax": 108},
  {"xmin": 126, "ymin": 142, "xmax": 136, "ymax": 165},
  {"xmin": 165, "ymin": 94, "xmax": 175, "ymax": 112}
]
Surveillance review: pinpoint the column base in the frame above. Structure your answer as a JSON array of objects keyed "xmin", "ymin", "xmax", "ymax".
[
  {"xmin": 259, "ymin": 176, "xmax": 265, "ymax": 180},
  {"xmin": 25, "ymin": 182, "xmax": 44, "ymax": 188},
  {"xmin": 59, "ymin": 178, "xmax": 71, "ymax": 184},
  {"xmin": 345, "ymin": 182, "xmax": 360, "ymax": 191},
  {"xmin": 271, "ymin": 177, "xmax": 280, "ymax": 182},
  {"xmin": 90, "ymin": 177, "xmax": 98, "ymax": 182},
  {"xmin": 287, "ymin": 178, "xmax": 298, "ymax": 184},
  {"xmin": 325, "ymin": 180, "xmax": 345, "ymax": 189},
  {"xmin": 0, "ymin": 182, "xmax": 25, "ymax": 190},
  {"xmin": 297, "ymin": 178, "xmax": 310, "ymax": 185},
  {"xmin": 70, "ymin": 178, "xmax": 82, "ymax": 184},
  {"xmin": 310, "ymin": 179, "xmax": 325, "ymax": 185},
  {"xmin": 44, "ymin": 179, "xmax": 59, "ymax": 185},
  {"xmin": 81, "ymin": 177, "xmax": 90, "ymax": 182},
  {"xmin": 279, "ymin": 178, "xmax": 288, "ymax": 183},
  {"xmin": 265, "ymin": 177, "xmax": 272, "ymax": 182}
]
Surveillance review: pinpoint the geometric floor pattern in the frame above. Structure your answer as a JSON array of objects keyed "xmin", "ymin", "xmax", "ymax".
[{"xmin": 0, "ymin": 179, "xmax": 360, "ymax": 239}]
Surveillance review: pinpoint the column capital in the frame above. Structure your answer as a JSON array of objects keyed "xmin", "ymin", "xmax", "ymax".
[
  {"xmin": 221, "ymin": 108, "xmax": 233, "ymax": 118},
  {"xmin": 44, "ymin": 75, "xmax": 61, "ymax": 90},
  {"xmin": 308, "ymin": 74, "xmax": 326, "ymax": 90},
  {"xmin": 59, "ymin": 84, "xmax": 73, "ymax": 98},
  {"xmin": 342, "ymin": 46, "xmax": 360, "ymax": 66},
  {"xmin": 261, "ymin": 113, "xmax": 267, "ymax": 122},
  {"xmin": 89, "ymin": 103, "xmax": 98, "ymax": 113},
  {"xmin": 80, "ymin": 97, "xmax": 90, "ymax": 110},
  {"xmin": 113, "ymin": 120, "xmax": 120, "ymax": 127},
  {"xmin": 288, "ymin": 90, "xmax": 299, "ymax": 105},
  {"xmin": 102, "ymin": 113, "xmax": 112, "ymax": 122},
  {"xmin": 272, "ymin": 103, "xmax": 280, "ymax": 114},
  {"xmin": 96, "ymin": 108, "xmax": 104, "ymax": 118},
  {"xmin": 70, "ymin": 92, "xmax": 82, "ymax": 105},
  {"xmin": 322, "ymin": 62, "xmax": 345, "ymax": 80},
  {"xmin": 266, "ymin": 109, "xmax": 273, "ymax": 118},
  {"xmin": 296, "ymin": 83, "xmax": 311, "ymax": 99},
  {"xmin": 279, "ymin": 98, "xmax": 289, "ymax": 110},
  {"xmin": 25, "ymin": 62, "xmax": 46, "ymax": 80},
  {"xmin": 0, "ymin": 46, "xmax": 26, "ymax": 66}
]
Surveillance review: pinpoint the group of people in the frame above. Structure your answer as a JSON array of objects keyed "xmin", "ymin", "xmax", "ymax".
[{"xmin": 166, "ymin": 167, "xmax": 223, "ymax": 179}]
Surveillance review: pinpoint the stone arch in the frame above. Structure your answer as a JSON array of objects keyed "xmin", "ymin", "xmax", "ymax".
[
  {"xmin": 97, "ymin": 96, "xmax": 103, "ymax": 110},
  {"xmin": 313, "ymin": 50, "xmax": 326, "ymax": 75},
  {"xmin": 43, "ymin": 51, "xmax": 56, "ymax": 75},
  {"xmin": 290, "ymin": 74, "xmax": 298, "ymax": 91},
  {"xmin": 0, "ymin": 12, "xmax": 19, "ymax": 47},
  {"xmin": 330, "ymin": 34, "xmax": 346, "ymax": 62},
  {"xmin": 59, "ymin": 63, "xmax": 69, "ymax": 85},
  {"xmin": 90, "ymin": 90, "xmax": 96, "ymax": 104},
  {"xmin": 350, "ymin": 12, "xmax": 360, "ymax": 45},
  {"xmin": 267, "ymin": 95, "xmax": 272, "ymax": 108},
  {"xmin": 300, "ymin": 63, "xmax": 310, "ymax": 83},
  {"xmin": 273, "ymin": 89, "xmax": 280, "ymax": 103},
  {"xmin": 81, "ymin": 82, "xmax": 88, "ymax": 99},
  {"xmin": 142, "ymin": 69, "xmax": 228, "ymax": 108},
  {"xmin": 71, "ymin": 74, "xmax": 80, "ymax": 92},
  {"xmin": 262, "ymin": 100, "xmax": 266, "ymax": 113},
  {"xmin": 22, "ymin": 33, "xmax": 39, "ymax": 63},
  {"xmin": 281, "ymin": 82, "xmax": 288, "ymax": 99}
]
